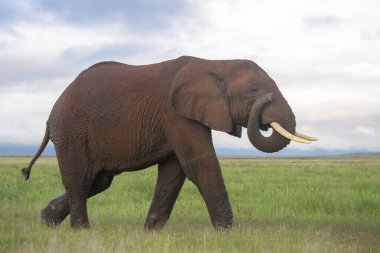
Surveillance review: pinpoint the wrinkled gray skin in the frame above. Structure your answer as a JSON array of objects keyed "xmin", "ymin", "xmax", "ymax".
[{"xmin": 22, "ymin": 56, "xmax": 295, "ymax": 229}]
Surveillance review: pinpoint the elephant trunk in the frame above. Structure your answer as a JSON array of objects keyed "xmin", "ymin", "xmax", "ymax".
[{"xmin": 247, "ymin": 93, "xmax": 295, "ymax": 153}]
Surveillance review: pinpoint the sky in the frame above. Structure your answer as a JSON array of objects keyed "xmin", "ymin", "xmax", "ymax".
[{"xmin": 0, "ymin": 0, "xmax": 379, "ymax": 152}]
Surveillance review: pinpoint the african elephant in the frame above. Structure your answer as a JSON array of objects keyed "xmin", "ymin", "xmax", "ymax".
[{"xmin": 22, "ymin": 56, "xmax": 317, "ymax": 229}]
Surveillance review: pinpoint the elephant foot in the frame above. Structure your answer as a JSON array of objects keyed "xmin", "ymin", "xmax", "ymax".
[
  {"xmin": 40, "ymin": 194, "xmax": 70, "ymax": 227},
  {"xmin": 212, "ymin": 220, "xmax": 233, "ymax": 230},
  {"xmin": 144, "ymin": 214, "xmax": 169, "ymax": 230},
  {"xmin": 71, "ymin": 222, "xmax": 90, "ymax": 229},
  {"xmin": 210, "ymin": 198, "xmax": 234, "ymax": 230},
  {"xmin": 40, "ymin": 207, "xmax": 63, "ymax": 227}
]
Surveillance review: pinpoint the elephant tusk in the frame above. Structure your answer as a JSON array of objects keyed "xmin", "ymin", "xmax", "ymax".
[
  {"xmin": 270, "ymin": 122, "xmax": 311, "ymax": 144},
  {"xmin": 295, "ymin": 132, "xmax": 319, "ymax": 141}
]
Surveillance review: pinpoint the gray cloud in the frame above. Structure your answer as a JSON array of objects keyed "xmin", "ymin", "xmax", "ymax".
[
  {"xmin": 361, "ymin": 28, "xmax": 380, "ymax": 41},
  {"xmin": 0, "ymin": 1, "xmax": 22, "ymax": 23},
  {"xmin": 300, "ymin": 116, "xmax": 380, "ymax": 150},
  {"xmin": 61, "ymin": 41, "xmax": 152, "ymax": 65},
  {"xmin": 0, "ymin": 0, "xmax": 190, "ymax": 90},
  {"xmin": 0, "ymin": 0, "xmax": 190, "ymax": 34},
  {"xmin": 43, "ymin": 0, "xmax": 187, "ymax": 25},
  {"xmin": 0, "ymin": 2, "xmax": 186, "ymax": 92},
  {"xmin": 0, "ymin": 41, "xmax": 155, "ymax": 91},
  {"xmin": 0, "ymin": 56, "xmax": 69, "ymax": 84},
  {"xmin": 303, "ymin": 15, "xmax": 343, "ymax": 28}
]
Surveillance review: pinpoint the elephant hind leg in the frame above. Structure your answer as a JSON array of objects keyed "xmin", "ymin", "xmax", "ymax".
[
  {"xmin": 67, "ymin": 189, "xmax": 90, "ymax": 228},
  {"xmin": 40, "ymin": 193, "xmax": 70, "ymax": 227},
  {"xmin": 66, "ymin": 171, "xmax": 115, "ymax": 228},
  {"xmin": 41, "ymin": 172, "xmax": 114, "ymax": 227},
  {"xmin": 145, "ymin": 157, "xmax": 186, "ymax": 230}
]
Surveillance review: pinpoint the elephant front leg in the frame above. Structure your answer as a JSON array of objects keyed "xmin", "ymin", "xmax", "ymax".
[
  {"xmin": 186, "ymin": 156, "xmax": 234, "ymax": 229},
  {"xmin": 145, "ymin": 157, "xmax": 186, "ymax": 230},
  {"xmin": 167, "ymin": 123, "xmax": 234, "ymax": 229}
]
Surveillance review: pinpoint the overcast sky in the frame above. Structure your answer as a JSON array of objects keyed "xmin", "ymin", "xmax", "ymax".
[{"xmin": 1, "ymin": 0, "xmax": 379, "ymax": 152}]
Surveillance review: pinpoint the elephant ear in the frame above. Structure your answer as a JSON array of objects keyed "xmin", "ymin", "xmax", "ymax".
[{"xmin": 169, "ymin": 60, "xmax": 233, "ymax": 133}]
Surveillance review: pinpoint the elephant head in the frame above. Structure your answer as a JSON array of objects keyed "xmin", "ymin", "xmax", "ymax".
[{"xmin": 170, "ymin": 57, "xmax": 317, "ymax": 153}]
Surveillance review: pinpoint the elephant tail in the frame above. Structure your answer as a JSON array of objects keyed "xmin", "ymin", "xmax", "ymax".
[{"xmin": 21, "ymin": 125, "xmax": 50, "ymax": 180}]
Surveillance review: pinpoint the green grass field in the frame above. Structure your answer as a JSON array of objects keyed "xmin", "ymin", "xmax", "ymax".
[{"xmin": 1, "ymin": 155, "xmax": 379, "ymax": 252}]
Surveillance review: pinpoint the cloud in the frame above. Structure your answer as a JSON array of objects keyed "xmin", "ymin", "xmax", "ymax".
[
  {"xmin": 42, "ymin": 0, "xmax": 188, "ymax": 27},
  {"xmin": 353, "ymin": 126, "xmax": 375, "ymax": 135},
  {"xmin": 0, "ymin": 1, "xmax": 23, "ymax": 24},
  {"xmin": 0, "ymin": 0, "xmax": 190, "ymax": 34},
  {"xmin": 303, "ymin": 16, "xmax": 343, "ymax": 28},
  {"xmin": 0, "ymin": 21, "xmax": 152, "ymax": 88},
  {"xmin": 0, "ymin": 0, "xmax": 192, "ymax": 88},
  {"xmin": 0, "ymin": 0, "xmax": 379, "ymax": 153},
  {"xmin": 0, "ymin": 91, "xmax": 60, "ymax": 145}
]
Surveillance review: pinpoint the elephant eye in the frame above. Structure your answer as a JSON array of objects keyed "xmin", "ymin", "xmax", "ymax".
[{"xmin": 250, "ymin": 84, "xmax": 259, "ymax": 93}]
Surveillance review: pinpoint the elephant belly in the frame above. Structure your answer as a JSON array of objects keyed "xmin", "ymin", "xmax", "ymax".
[
  {"xmin": 91, "ymin": 127, "xmax": 174, "ymax": 173},
  {"xmin": 106, "ymin": 146, "xmax": 174, "ymax": 174}
]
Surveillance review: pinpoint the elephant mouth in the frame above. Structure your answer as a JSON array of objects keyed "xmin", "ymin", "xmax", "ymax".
[
  {"xmin": 259, "ymin": 122, "xmax": 270, "ymax": 131},
  {"xmin": 247, "ymin": 93, "xmax": 318, "ymax": 153}
]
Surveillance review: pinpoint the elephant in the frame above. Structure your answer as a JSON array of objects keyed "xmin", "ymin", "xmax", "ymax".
[{"xmin": 22, "ymin": 56, "xmax": 317, "ymax": 229}]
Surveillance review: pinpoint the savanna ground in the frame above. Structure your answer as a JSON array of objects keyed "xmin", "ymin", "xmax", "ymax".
[{"xmin": 1, "ymin": 155, "xmax": 379, "ymax": 253}]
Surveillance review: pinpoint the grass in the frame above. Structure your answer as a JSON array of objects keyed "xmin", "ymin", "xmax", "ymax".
[{"xmin": 1, "ymin": 155, "xmax": 379, "ymax": 252}]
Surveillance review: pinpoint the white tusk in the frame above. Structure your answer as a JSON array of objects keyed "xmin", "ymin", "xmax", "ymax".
[
  {"xmin": 270, "ymin": 122, "xmax": 311, "ymax": 144},
  {"xmin": 295, "ymin": 132, "xmax": 319, "ymax": 141}
]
